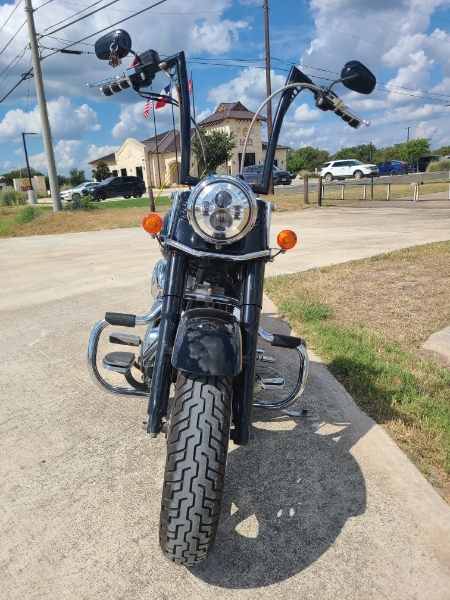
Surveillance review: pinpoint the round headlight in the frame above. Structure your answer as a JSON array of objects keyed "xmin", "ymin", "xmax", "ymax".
[{"xmin": 187, "ymin": 175, "xmax": 257, "ymax": 245}]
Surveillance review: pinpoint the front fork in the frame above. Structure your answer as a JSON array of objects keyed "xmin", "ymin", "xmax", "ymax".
[{"xmin": 146, "ymin": 251, "xmax": 188, "ymax": 436}]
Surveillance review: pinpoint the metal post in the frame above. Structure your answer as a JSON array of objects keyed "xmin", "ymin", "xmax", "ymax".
[
  {"xmin": 386, "ymin": 183, "xmax": 390, "ymax": 201},
  {"xmin": 263, "ymin": 0, "xmax": 274, "ymax": 195},
  {"xmin": 22, "ymin": 132, "xmax": 37, "ymax": 204},
  {"xmin": 369, "ymin": 141, "xmax": 372, "ymax": 163},
  {"xmin": 363, "ymin": 184, "xmax": 366, "ymax": 200},
  {"xmin": 341, "ymin": 184, "xmax": 344, "ymax": 200},
  {"xmin": 303, "ymin": 175, "xmax": 309, "ymax": 204},
  {"xmin": 318, "ymin": 176, "xmax": 323, "ymax": 206},
  {"xmin": 24, "ymin": 0, "xmax": 62, "ymax": 212},
  {"xmin": 370, "ymin": 174, "xmax": 374, "ymax": 199},
  {"xmin": 148, "ymin": 187, "xmax": 155, "ymax": 212}
]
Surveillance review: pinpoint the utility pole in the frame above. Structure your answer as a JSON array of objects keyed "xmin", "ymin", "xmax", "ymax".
[
  {"xmin": 405, "ymin": 127, "xmax": 410, "ymax": 142},
  {"xmin": 263, "ymin": 0, "xmax": 274, "ymax": 195},
  {"xmin": 369, "ymin": 141, "xmax": 372, "ymax": 162},
  {"xmin": 24, "ymin": 0, "xmax": 62, "ymax": 211},
  {"xmin": 22, "ymin": 132, "xmax": 38, "ymax": 204}
]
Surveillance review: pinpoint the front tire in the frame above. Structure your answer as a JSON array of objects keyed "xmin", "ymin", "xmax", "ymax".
[
  {"xmin": 354, "ymin": 170, "xmax": 363, "ymax": 180},
  {"xmin": 132, "ymin": 187, "xmax": 143, "ymax": 198},
  {"xmin": 390, "ymin": 169, "xmax": 398, "ymax": 176},
  {"xmin": 160, "ymin": 372, "xmax": 232, "ymax": 566}
]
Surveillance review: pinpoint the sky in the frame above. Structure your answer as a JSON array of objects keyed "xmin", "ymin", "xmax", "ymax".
[{"xmin": 1, "ymin": 0, "xmax": 450, "ymax": 176}]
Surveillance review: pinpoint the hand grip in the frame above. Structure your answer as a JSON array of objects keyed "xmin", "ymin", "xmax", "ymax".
[{"xmin": 105, "ymin": 312, "xmax": 136, "ymax": 327}]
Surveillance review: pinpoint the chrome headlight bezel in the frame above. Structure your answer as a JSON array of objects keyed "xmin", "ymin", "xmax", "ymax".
[{"xmin": 187, "ymin": 175, "xmax": 257, "ymax": 245}]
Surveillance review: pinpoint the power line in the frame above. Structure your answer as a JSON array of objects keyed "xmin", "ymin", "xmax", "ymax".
[
  {"xmin": 311, "ymin": 0, "xmax": 450, "ymax": 48},
  {"xmin": 0, "ymin": 0, "xmax": 23, "ymax": 33},
  {"xmin": 343, "ymin": 0, "xmax": 448, "ymax": 30},
  {"xmin": 0, "ymin": 20, "xmax": 26, "ymax": 56},
  {"xmin": 39, "ymin": 0, "xmax": 169, "ymax": 56},
  {"xmin": 377, "ymin": 0, "xmax": 450, "ymax": 24},
  {"xmin": 269, "ymin": 8, "xmax": 450, "ymax": 69},
  {"xmin": 0, "ymin": 45, "xmax": 28, "ymax": 79},
  {"xmin": 40, "ymin": 0, "xmax": 122, "ymax": 37}
]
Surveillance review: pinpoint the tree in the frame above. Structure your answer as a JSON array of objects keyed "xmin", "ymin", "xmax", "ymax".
[
  {"xmin": 92, "ymin": 161, "xmax": 111, "ymax": 181},
  {"xmin": 192, "ymin": 130, "xmax": 236, "ymax": 173},
  {"xmin": 434, "ymin": 145, "xmax": 450, "ymax": 156},
  {"xmin": 331, "ymin": 144, "xmax": 377, "ymax": 162},
  {"xmin": 287, "ymin": 146, "xmax": 330, "ymax": 174},
  {"xmin": 1, "ymin": 167, "xmax": 44, "ymax": 179},
  {"xmin": 70, "ymin": 168, "xmax": 85, "ymax": 187},
  {"xmin": 401, "ymin": 138, "xmax": 431, "ymax": 163}
]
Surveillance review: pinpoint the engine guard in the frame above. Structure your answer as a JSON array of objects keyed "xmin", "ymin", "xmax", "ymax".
[{"xmin": 171, "ymin": 308, "xmax": 242, "ymax": 376}]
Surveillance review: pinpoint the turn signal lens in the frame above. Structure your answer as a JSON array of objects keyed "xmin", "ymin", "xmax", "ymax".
[
  {"xmin": 277, "ymin": 229, "xmax": 297, "ymax": 250},
  {"xmin": 142, "ymin": 213, "xmax": 163, "ymax": 234}
]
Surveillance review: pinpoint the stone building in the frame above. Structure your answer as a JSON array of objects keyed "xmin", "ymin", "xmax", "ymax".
[{"xmin": 89, "ymin": 101, "xmax": 288, "ymax": 188}]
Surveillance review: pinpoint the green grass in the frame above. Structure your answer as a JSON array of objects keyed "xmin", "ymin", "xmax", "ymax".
[
  {"xmin": 99, "ymin": 195, "xmax": 171, "ymax": 209},
  {"xmin": 266, "ymin": 272, "xmax": 450, "ymax": 493}
]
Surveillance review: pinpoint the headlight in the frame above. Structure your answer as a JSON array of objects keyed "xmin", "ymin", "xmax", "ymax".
[{"xmin": 187, "ymin": 175, "xmax": 257, "ymax": 245}]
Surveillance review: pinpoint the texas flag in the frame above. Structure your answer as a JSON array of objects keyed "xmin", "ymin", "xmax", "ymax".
[{"xmin": 143, "ymin": 84, "xmax": 171, "ymax": 118}]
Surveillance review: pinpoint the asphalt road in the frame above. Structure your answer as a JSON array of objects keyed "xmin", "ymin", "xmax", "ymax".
[{"xmin": 1, "ymin": 202, "xmax": 450, "ymax": 598}]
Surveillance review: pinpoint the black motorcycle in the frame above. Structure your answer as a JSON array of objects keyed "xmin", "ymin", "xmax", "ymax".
[{"xmin": 87, "ymin": 29, "xmax": 376, "ymax": 566}]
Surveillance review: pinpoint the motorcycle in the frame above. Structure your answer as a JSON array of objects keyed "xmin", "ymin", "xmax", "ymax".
[{"xmin": 86, "ymin": 29, "xmax": 376, "ymax": 566}]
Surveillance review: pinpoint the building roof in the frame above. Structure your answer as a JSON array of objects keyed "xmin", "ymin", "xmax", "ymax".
[
  {"xmin": 89, "ymin": 152, "xmax": 116, "ymax": 165},
  {"xmin": 198, "ymin": 102, "xmax": 266, "ymax": 126},
  {"xmin": 141, "ymin": 128, "xmax": 196, "ymax": 154},
  {"xmin": 262, "ymin": 141, "xmax": 289, "ymax": 150}
]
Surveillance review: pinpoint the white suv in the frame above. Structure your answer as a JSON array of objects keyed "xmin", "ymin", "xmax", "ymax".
[
  {"xmin": 320, "ymin": 160, "xmax": 378, "ymax": 181},
  {"xmin": 60, "ymin": 181, "xmax": 96, "ymax": 201}
]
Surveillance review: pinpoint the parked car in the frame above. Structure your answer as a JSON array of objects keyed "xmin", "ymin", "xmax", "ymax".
[
  {"xmin": 81, "ymin": 182, "xmax": 101, "ymax": 196},
  {"xmin": 83, "ymin": 176, "xmax": 146, "ymax": 201},
  {"xmin": 376, "ymin": 160, "xmax": 414, "ymax": 176},
  {"xmin": 320, "ymin": 159, "xmax": 378, "ymax": 181},
  {"xmin": 242, "ymin": 164, "xmax": 292, "ymax": 186},
  {"xmin": 60, "ymin": 181, "xmax": 96, "ymax": 201},
  {"xmin": 411, "ymin": 155, "xmax": 443, "ymax": 172}
]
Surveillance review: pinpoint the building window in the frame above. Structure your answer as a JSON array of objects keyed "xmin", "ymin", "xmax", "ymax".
[
  {"xmin": 112, "ymin": 170, "xmax": 118, "ymax": 177},
  {"xmin": 238, "ymin": 153, "xmax": 256, "ymax": 169},
  {"xmin": 274, "ymin": 159, "xmax": 278, "ymax": 167},
  {"xmin": 136, "ymin": 166, "xmax": 143, "ymax": 179},
  {"xmin": 121, "ymin": 168, "xmax": 127, "ymax": 176}
]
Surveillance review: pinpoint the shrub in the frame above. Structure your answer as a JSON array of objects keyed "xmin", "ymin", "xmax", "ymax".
[
  {"xmin": 65, "ymin": 194, "xmax": 97, "ymax": 211},
  {"xmin": 15, "ymin": 205, "xmax": 39, "ymax": 223},
  {"xmin": 426, "ymin": 159, "xmax": 450, "ymax": 173},
  {"xmin": 0, "ymin": 189, "xmax": 27, "ymax": 207}
]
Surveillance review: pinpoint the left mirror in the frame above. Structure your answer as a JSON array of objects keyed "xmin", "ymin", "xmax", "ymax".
[
  {"xmin": 95, "ymin": 29, "xmax": 132, "ymax": 60},
  {"xmin": 341, "ymin": 60, "xmax": 376, "ymax": 95}
]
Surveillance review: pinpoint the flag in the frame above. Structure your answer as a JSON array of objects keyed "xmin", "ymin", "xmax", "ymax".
[
  {"xmin": 143, "ymin": 99, "xmax": 153, "ymax": 118},
  {"xmin": 188, "ymin": 76, "xmax": 193, "ymax": 95},
  {"xmin": 155, "ymin": 84, "xmax": 171, "ymax": 109}
]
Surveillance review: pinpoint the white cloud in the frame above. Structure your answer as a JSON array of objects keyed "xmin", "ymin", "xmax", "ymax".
[
  {"xmin": 29, "ymin": 140, "xmax": 83, "ymax": 171},
  {"xmin": 207, "ymin": 67, "xmax": 285, "ymax": 112},
  {"xmin": 0, "ymin": 97, "xmax": 100, "ymax": 143},
  {"xmin": 415, "ymin": 122, "xmax": 438, "ymax": 139},
  {"xmin": 111, "ymin": 100, "xmax": 175, "ymax": 140}
]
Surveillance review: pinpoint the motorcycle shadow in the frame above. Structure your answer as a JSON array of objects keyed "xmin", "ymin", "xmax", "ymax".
[{"xmin": 190, "ymin": 380, "xmax": 369, "ymax": 589}]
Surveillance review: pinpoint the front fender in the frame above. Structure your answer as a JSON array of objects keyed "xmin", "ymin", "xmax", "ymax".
[{"xmin": 172, "ymin": 308, "xmax": 242, "ymax": 376}]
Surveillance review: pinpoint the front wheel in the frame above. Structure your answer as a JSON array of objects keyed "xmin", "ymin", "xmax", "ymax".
[
  {"xmin": 354, "ymin": 170, "xmax": 363, "ymax": 180},
  {"xmin": 160, "ymin": 372, "xmax": 232, "ymax": 566},
  {"xmin": 132, "ymin": 187, "xmax": 143, "ymax": 198},
  {"xmin": 390, "ymin": 169, "xmax": 398, "ymax": 176}
]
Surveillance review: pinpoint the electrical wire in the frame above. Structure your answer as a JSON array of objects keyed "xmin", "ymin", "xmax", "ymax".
[
  {"xmin": 0, "ymin": 0, "xmax": 23, "ymax": 33},
  {"xmin": 39, "ymin": 0, "xmax": 169, "ymax": 56},
  {"xmin": 376, "ymin": 0, "xmax": 450, "ymax": 24},
  {"xmin": 340, "ymin": 0, "xmax": 450, "ymax": 30},
  {"xmin": 269, "ymin": 8, "xmax": 450, "ymax": 68},
  {"xmin": 35, "ymin": 0, "xmax": 55, "ymax": 8},
  {"xmin": 0, "ymin": 20, "xmax": 26, "ymax": 56},
  {"xmin": 39, "ymin": 0, "xmax": 122, "ymax": 37},
  {"xmin": 0, "ymin": 45, "xmax": 28, "ymax": 80}
]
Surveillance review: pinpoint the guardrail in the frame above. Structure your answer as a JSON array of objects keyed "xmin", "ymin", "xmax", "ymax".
[{"xmin": 312, "ymin": 176, "xmax": 450, "ymax": 206}]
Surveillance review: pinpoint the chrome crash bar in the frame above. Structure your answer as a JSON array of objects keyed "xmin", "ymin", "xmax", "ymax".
[
  {"xmin": 254, "ymin": 327, "xmax": 309, "ymax": 411},
  {"xmin": 87, "ymin": 302, "xmax": 162, "ymax": 397}
]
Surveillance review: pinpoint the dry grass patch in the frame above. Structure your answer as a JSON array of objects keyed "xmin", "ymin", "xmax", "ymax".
[
  {"xmin": 265, "ymin": 241, "xmax": 450, "ymax": 501},
  {"xmin": 0, "ymin": 202, "xmax": 170, "ymax": 238}
]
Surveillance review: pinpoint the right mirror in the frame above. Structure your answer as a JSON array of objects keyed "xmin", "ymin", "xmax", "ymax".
[
  {"xmin": 95, "ymin": 29, "xmax": 132, "ymax": 61},
  {"xmin": 341, "ymin": 61, "xmax": 376, "ymax": 95}
]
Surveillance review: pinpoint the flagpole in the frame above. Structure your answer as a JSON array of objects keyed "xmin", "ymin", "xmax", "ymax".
[
  {"xmin": 190, "ymin": 69, "xmax": 199, "ymax": 176},
  {"xmin": 151, "ymin": 86, "xmax": 162, "ymax": 188},
  {"xmin": 170, "ymin": 80, "xmax": 180, "ymax": 184}
]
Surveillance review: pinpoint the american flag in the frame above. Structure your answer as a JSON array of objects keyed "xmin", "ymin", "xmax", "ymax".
[{"xmin": 143, "ymin": 99, "xmax": 152, "ymax": 118}]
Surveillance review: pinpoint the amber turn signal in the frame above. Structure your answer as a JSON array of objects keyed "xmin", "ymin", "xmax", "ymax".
[
  {"xmin": 142, "ymin": 213, "xmax": 163, "ymax": 234},
  {"xmin": 277, "ymin": 229, "xmax": 297, "ymax": 250}
]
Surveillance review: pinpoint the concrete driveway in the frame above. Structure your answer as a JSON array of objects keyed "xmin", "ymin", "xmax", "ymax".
[{"xmin": 1, "ymin": 202, "xmax": 450, "ymax": 598}]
